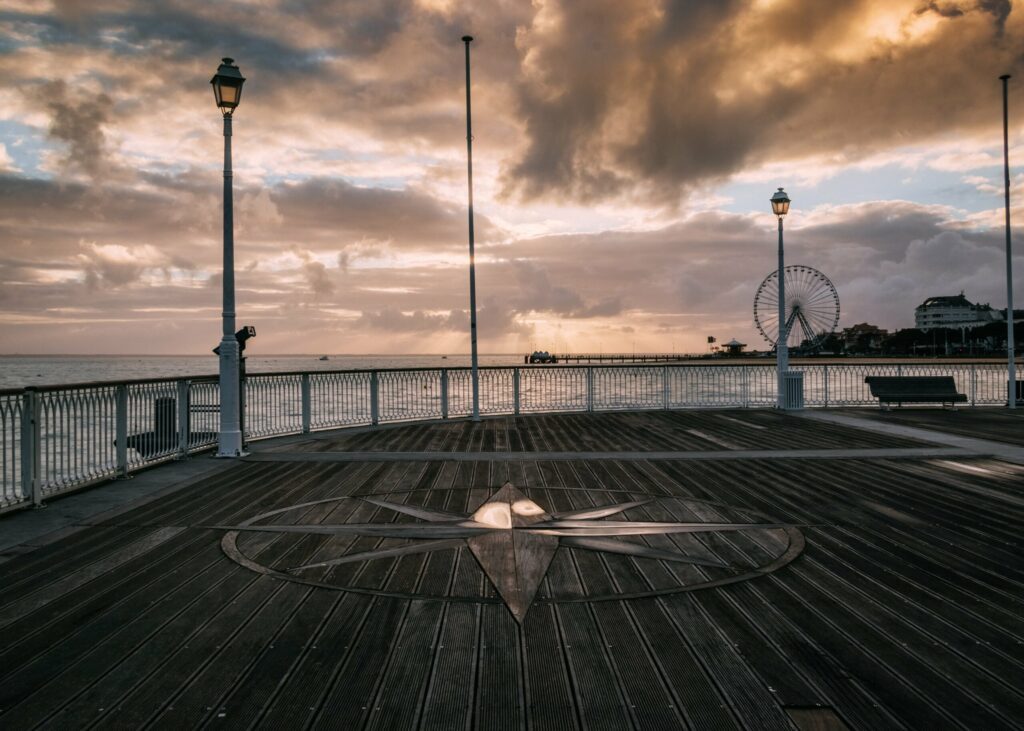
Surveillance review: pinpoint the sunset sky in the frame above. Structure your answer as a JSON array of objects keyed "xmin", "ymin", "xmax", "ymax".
[{"xmin": 1, "ymin": 0, "xmax": 1023, "ymax": 355}]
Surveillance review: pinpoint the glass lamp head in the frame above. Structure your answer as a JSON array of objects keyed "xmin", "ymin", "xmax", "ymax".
[
  {"xmin": 211, "ymin": 58, "xmax": 245, "ymax": 115},
  {"xmin": 770, "ymin": 187, "xmax": 791, "ymax": 217}
]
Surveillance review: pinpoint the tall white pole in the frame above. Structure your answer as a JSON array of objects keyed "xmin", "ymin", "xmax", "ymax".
[
  {"xmin": 463, "ymin": 35, "xmax": 480, "ymax": 421},
  {"xmin": 1001, "ymin": 74, "xmax": 1017, "ymax": 408},
  {"xmin": 776, "ymin": 215, "xmax": 788, "ymax": 409},
  {"xmin": 217, "ymin": 112, "xmax": 244, "ymax": 455}
]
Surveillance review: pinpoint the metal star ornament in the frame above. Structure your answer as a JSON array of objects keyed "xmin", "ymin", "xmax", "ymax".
[{"xmin": 213, "ymin": 482, "xmax": 789, "ymax": 623}]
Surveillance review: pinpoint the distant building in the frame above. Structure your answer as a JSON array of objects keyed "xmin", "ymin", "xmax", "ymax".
[
  {"xmin": 914, "ymin": 292, "xmax": 998, "ymax": 331},
  {"xmin": 722, "ymin": 338, "xmax": 747, "ymax": 356},
  {"xmin": 841, "ymin": 323, "xmax": 888, "ymax": 352}
]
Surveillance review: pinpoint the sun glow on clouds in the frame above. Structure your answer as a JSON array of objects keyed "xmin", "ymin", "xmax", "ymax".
[{"xmin": 0, "ymin": 1, "xmax": 1022, "ymax": 354}]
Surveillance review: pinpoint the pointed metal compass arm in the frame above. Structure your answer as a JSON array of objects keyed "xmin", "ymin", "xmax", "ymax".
[
  {"xmin": 360, "ymin": 497, "xmax": 465, "ymax": 522},
  {"xmin": 287, "ymin": 538, "xmax": 465, "ymax": 573},
  {"xmin": 560, "ymin": 536, "xmax": 730, "ymax": 568},
  {"xmin": 529, "ymin": 522, "xmax": 790, "ymax": 537},
  {"xmin": 551, "ymin": 499, "xmax": 652, "ymax": 520},
  {"xmin": 206, "ymin": 522, "xmax": 491, "ymax": 538},
  {"xmin": 540, "ymin": 520, "xmax": 788, "ymax": 531}
]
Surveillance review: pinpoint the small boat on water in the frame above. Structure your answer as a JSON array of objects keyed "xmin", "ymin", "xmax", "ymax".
[{"xmin": 319, "ymin": 356, "xmax": 329, "ymax": 361}]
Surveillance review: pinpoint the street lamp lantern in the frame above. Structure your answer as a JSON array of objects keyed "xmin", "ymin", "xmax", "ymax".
[
  {"xmin": 211, "ymin": 58, "xmax": 245, "ymax": 115},
  {"xmin": 771, "ymin": 187, "xmax": 791, "ymax": 217}
]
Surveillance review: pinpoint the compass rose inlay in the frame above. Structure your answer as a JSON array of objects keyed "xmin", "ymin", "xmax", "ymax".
[{"xmin": 215, "ymin": 482, "xmax": 802, "ymax": 623}]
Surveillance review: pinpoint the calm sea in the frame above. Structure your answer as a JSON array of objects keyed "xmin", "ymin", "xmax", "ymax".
[{"xmin": 0, "ymin": 354, "xmax": 526, "ymax": 390}]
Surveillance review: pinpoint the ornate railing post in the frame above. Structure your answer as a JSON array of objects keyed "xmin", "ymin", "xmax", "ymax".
[
  {"xmin": 586, "ymin": 367, "xmax": 595, "ymax": 412},
  {"xmin": 177, "ymin": 379, "xmax": 190, "ymax": 458},
  {"xmin": 115, "ymin": 384, "xmax": 128, "ymax": 478},
  {"xmin": 369, "ymin": 371, "xmax": 380, "ymax": 426},
  {"xmin": 513, "ymin": 367, "xmax": 521, "ymax": 415},
  {"xmin": 970, "ymin": 364, "xmax": 977, "ymax": 406},
  {"xmin": 20, "ymin": 388, "xmax": 41, "ymax": 507},
  {"xmin": 823, "ymin": 365, "xmax": 830, "ymax": 408},
  {"xmin": 742, "ymin": 366, "xmax": 750, "ymax": 408},
  {"xmin": 662, "ymin": 365, "xmax": 670, "ymax": 409},
  {"xmin": 301, "ymin": 373, "xmax": 311, "ymax": 433},
  {"xmin": 440, "ymin": 369, "xmax": 449, "ymax": 419}
]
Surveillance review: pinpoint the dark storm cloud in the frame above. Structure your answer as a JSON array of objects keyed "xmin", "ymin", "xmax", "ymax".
[
  {"xmin": 353, "ymin": 306, "xmax": 464, "ymax": 333},
  {"xmin": 271, "ymin": 177, "xmax": 499, "ymax": 248},
  {"xmin": 919, "ymin": 0, "xmax": 1010, "ymax": 24},
  {"xmin": 0, "ymin": 170, "xmax": 497, "ymax": 296},
  {"xmin": 36, "ymin": 81, "xmax": 113, "ymax": 176},
  {"xmin": 477, "ymin": 199, "xmax": 1023, "ymax": 341},
  {"xmin": 302, "ymin": 259, "xmax": 335, "ymax": 297},
  {"xmin": 499, "ymin": 260, "xmax": 624, "ymax": 319},
  {"xmin": 19, "ymin": 1, "xmax": 323, "ymax": 70},
  {"xmin": 978, "ymin": 0, "xmax": 1012, "ymax": 30},
  {"xmin": 504, "ymin": 0, "xmax": 1024, "ymax": 203},
  {"xmin": 0, "ymin": 173, "xmax": 219, "ymax": 271},
  {"xmin": 8, "ymin": 0, "xmax": 1020, "ymax": 204},
  {"xmin": 792, "ymin": 202, "xmax": 949, "ymax": 265},
  {"xmin": 351, "ymin": 298, "xmax": 533, "ymax": 339},
  {"xmin": 3, "ymin": 1, "xmax": 1023, "ymax": 353},
  {"xmin": 0, "ymin": 166, "xmax": 522, "ymax": 344},
  {"xmin": 919, "ymin": 1, "xmax": 966, "ymax": 18},
  {"xmin": 2, "ymin": 173, "xmax": 1018, "ymax": 350}
]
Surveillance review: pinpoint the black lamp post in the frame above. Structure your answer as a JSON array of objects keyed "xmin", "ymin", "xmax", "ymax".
[
  {"xmin": 1000, "ymin": 74, "xmax": 1017, "ymax": 407},
  {"xmin": 462, "ymin": 36, "xmax": 480, "ymax": 421},
  {"xmin": 770, "ymin": 187, "xmax": 791, "ymax": 408},
  {"xmin": 211, "ymin": 58, "xmax": 247, "ymax": 456}
]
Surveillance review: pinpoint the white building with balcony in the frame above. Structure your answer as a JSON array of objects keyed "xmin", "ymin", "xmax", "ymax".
[{"xmin": 914, "ymin": 292, "xmax": 999, "ymax": 331}]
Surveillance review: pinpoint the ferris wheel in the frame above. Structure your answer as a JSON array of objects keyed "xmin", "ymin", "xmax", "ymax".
[{"xmin": 753, "ymin": 265, "xmax": 840, "ymax": 351}]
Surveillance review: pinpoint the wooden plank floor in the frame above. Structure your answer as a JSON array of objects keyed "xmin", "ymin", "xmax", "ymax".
[
  {"xmin": 1, "ymin": 412, "xmax": 1023, "ymax": 730},
  {"xmin": 850, "ymin": 407, "xmax": 1024, "ymax": 447},
  {"xmin": 288, "ymin": 410, "xmax": 928, "ymax": 453}
]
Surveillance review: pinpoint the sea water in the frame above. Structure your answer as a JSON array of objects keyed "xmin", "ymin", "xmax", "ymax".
[{"xmin": 0, "ymin": 354, "xmax": 524, "ymax": 390}]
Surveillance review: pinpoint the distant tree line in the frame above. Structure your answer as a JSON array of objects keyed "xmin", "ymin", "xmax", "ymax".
[{"xmin": 810, "ymin": 321, "xmax": 1024, "ymax": 356}]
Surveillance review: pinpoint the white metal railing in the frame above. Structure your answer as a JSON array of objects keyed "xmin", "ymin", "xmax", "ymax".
[
  {"xmin": 0, "ymin": 361, "xmax": 1018, "ymax": 513},
  {"xmin": 1, "ymin": 377, "xmax": 220, "ymax": 512}
]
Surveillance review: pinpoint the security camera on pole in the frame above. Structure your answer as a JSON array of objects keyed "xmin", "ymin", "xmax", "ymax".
[{"xmin": 211, "ymin": 58, "xmax": 247, "ymax": 456}]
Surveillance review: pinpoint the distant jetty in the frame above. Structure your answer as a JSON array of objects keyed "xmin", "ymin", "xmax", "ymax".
[{"xmin": 525, "ymin": 352, "xmax": 700, "ymax": 364}]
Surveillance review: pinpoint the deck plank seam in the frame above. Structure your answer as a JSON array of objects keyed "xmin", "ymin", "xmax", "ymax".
[
  {"xmin": 712, "ymin": 456, "xmax": 1024, "ymax": 642},
  {"xmin": 182, "ymin": 484, "xmax": 404, "ymax": 728},
  {"xmin": 83, "ymin": 493, "xmax": 384, "ymax": 728},
  {"xmin": 300, "ymin": 494, "xmax": 427, "ymax": 728},
  {"xmin": 646, "ymin": 461, "xmax": 906, "ymax": 728},
  {"xmin": 688, "ymin": 504, "xmax": 959, "ymax": 729},
  {"xmin": 799, "ymin": 533, "xmax": 1024, "ymax": 691},
  {"xmin": 697, "ymin": 474, "xmax": 1006, "ymax": 729},
  {"xmin": 567, "ymin": 467, "xmax": 701, "ymax": 730},
  {"xmin": 413, "ymin": 483, "xmax": 471, "ymax": 731}
]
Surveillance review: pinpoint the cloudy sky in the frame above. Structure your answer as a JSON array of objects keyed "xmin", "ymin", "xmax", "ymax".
[{"xmin": 1, "ymin": 0, "xmax": 1023, "ymax": 355}]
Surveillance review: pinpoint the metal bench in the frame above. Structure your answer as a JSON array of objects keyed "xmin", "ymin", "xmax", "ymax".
[{"xmin": 864, "ymin": 376, "xmax": 967, "ymax": 409}]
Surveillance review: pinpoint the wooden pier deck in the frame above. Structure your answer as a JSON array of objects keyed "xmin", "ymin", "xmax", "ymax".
[{"xmin": 1, "ymin": 409, "xmax": 1023, "ymax": 729}]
